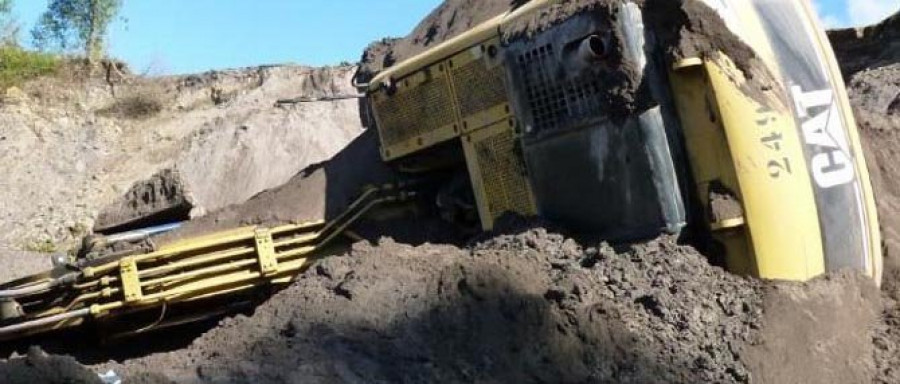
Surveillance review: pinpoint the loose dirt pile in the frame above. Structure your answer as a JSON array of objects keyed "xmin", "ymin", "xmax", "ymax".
[
  {"xmin": 830, "ymin": 13, "xmax": 900, "ymax": 78},
  {"xmin": 831, "ymin": 33, "xmax": 900, "ymax": 382},
  {"xmin": 92, "ymin": 227, "xmax": 876, "ymax": 384},
  {"xmin": 102, "ymin": 231, "xmax": 762, "ymax": 383},
  {"xmin": 0, "ymin": 348, "xmax": 103, "ymax": 384},
  {"xmin": 357, "ymin": 0, "xmax": 510, "ymax": 82}
]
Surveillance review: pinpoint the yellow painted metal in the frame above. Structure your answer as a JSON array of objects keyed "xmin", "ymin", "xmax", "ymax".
[
  {"xmin": 373, "ymin": 35, "xmax": 510, "ymax": 161},
  {"xmin": 20, "ymin": 184, "xmax": 409, "ymax": 340},
  {"xmin": 119, "ymin": 257, "xmax": 143, "ymax": 304},
  {"xmin": 461, "ymin": 103, "xmax": 510, "ymax": 134},
  {"xmin": 371, "ymin": 64, "xmax": 460, "ymax": 160},
  {"xmin": 669, "ymin": 58, "xmax": 753, "ymax": 274},
  {"xmin": 462, "ymin": 120, "xmax": 538, "ymax": 230},
  {"xmin": 139, "ymin": 246, "xmax": 254, "ymax": 279},
  {"xmin": 671, "ymin": 55, "xmax": 826, "ymax": 281},
  {"xmin": 254, "ymin": 229, "xmax": 278, "ymax": 276}
]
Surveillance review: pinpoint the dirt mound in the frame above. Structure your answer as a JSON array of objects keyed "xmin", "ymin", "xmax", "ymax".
[
  {"xmin": 848, "ymin": 62, "xmax": 900, "ymax": 384},
  {"xmin": 745, "ymin": 273, "xmax": 880, "ymax": 383},
  {"xmin": 94, "ymin": 169, "xmax": 193, "ymax": 233},
  {"xmin": 100, "ymin": 230, "xmax": 759, "ymax": 383},
  {"xmin": 829, "ymin": 12, "xmax": 900, "ymax": 78},
  {"xmin": 98, "ymin": 227, "xmax": 881, "ymax": 384},
  {"xmin": 0, "ymin": 348, "xmax": 102, "ymax": 384},
  {"xmin": 357, "ymin": 0, "xmax": 511, "ymax": 81}
]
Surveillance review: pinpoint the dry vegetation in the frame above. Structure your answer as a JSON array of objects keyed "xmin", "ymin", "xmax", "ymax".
[
  {"xmin": 0, "ymin": 46, "xmax": 58, "ymax": 90},
  {"xmin": 97, "ymin": 86, "xmax": 165, "ymax": 119}
]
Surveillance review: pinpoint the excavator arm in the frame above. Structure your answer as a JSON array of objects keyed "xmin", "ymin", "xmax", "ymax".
[{"xmin": 0, "ymin": 183, "xmax": 418, "ymax": 340}]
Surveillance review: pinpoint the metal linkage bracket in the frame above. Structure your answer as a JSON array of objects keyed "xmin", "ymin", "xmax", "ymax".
[
  {"xmin": 254, "ymin": 228, "xmax": 278, "ymax": 276},
  {"xmin": 120, "ymin": 257, "xmax": 143, "ymax": 303}
]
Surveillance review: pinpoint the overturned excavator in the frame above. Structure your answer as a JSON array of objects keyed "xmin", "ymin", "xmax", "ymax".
[{"xmin": 0, "ymin": 0, "xmax": 882, "ymax": 341}]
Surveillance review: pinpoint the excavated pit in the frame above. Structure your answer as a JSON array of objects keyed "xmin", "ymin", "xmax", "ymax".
[{"xmin": 2, "ymin": 1, "xmax": 900, "ymax": 383}]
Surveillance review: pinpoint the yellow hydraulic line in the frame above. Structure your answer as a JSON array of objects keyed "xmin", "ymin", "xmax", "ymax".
[
  {"xmin": 272, "ymin": 231, "xmax": 323, "ymax": 249},
  {"xmin": 143, "ymin": 198, "xmax": 393, "ymax": 299},
  {"xmin": 316, "ymin": 187, "xmax": 380, "ymax": 235},
  {"xmin": 74, "ymin": 279, "xmax": 112, "ymax": 290},
  {"xmin": 142, "ymin": 258, "xmax": 259, "ymax": 289},
  {"xmin": 319, "ymin": 197, "xmax": 394, "ymax": 247},
  {"xmin": 141, "ymin": 251, "xmax": 319, "ymax": 304},
  {"xmin": 141, "ymin": 268, "xmax": 264, "ymax": 303},
  {"xmin": 61, "ymin": 290, "xmax": 112, "ymax": 312},
  {"xmin": 92, "ymin": 256, "xmax": 316, "ymax": 317},
  {"xmin": 84, "ymin": 187, "xmax": 410, "ymax": 322},
  {"xmin": 145, "ymin": 235, "xmax": 321, "ymax": 290},
  {"xmin": 268, "ymin": 220, "xmax": 327, "ymax": 236},
  {"xmin": 89, "ymin": 187, "xmax": 382, "ymax": 277},
  {"xmin": 146, "ymin": 244, "xmax": 316, "ymax": 300},
  {"xmin": 272, "ymin": 245, "xmax": 316, "ymax": 260},
  {"xmin": 138, "ymin": 246, "xmax": 256, "ymax": 279},
  {"xmin": 87, "ymin": 228, "xmax": 259, "ymax": 276},
  {"xmin": 94, "ymin": 301, "xmax": 125, "ymax": 315},
  {"xmin": 179, "ymin": 282, "xmax": 261, "ymax": 303}
]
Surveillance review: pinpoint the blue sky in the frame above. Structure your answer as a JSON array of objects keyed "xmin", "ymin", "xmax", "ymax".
[
  {"xmin": 815, "ymin": 0, "xmax": 899, "ymax": 28},
  {"xmin": 8, "ymin": 0, "xmax": 899, "ymax": 76},
  {"xmin": 13, "ymin": 0, "xmax": 443, "ymax": 75}
]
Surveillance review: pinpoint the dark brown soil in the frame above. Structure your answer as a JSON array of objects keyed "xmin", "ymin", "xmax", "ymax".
[
  {"xmin": 94, "ymin": 169, "xmax": 193, "ymax": 233},
  {"xmin": 357, "ymin": 0, "xmax": 512, "ymax": 83},
  {"xmin": 0, "ymin": 347, "xmax": 102, "ymax": 384},
  {"xmin": 845, "ymin": 61, "xmax": 900, "ymax": 384},
  {"xmin": 823, "ymin": 10, "xmax": 900, "ymax": 384},
  {"xmin": 830, "ymin": 13, "xmax": 900, "ymax": 78},
  {"xmin": 101, "ymin": 230, "xmax": 766, "ymax": 383}
]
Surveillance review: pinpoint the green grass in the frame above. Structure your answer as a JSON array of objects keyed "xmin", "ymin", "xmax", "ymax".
[{"xmin": 0, "ymin": 46, "xmax": 59, "ymax": 90}]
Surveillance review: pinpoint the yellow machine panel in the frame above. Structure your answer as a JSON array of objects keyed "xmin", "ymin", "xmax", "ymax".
[
  {"xmin": 671, "ymin": 57, "xmax": 826, "ymax": 281},
  {"xmin": 369, "ymin": 64, "xmax": 459, "ymax": 160},
  {"xmin": 463, "ymin": 120, "xmax": 537, "ymax": 230},
  {"xmin": 372, "ymin": 36, "xmax": 511, "ymax": 161}
]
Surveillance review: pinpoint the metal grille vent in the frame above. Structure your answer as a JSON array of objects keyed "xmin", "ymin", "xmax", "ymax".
[
  {"xmin": 516, "ymin": 44, "xmax": 606, "ymax": 133},
  {"xmin": 452, "ymin": 58, "xmax": 508, "ymax": 118},
  {"xmin": 474, "ymin": 127, "xmax": 533, "ymax": 219},
  {"xmin": 374, "ymin": 76, "xmax": 456, "ymax": 147}
]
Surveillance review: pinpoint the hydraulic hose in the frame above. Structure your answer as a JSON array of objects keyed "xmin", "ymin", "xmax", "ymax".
[
  {"xmin": 0, "ymin": 273, "xmax": 79, "ymax": 299},
  {"xmin": 0, "ymin": 308, "xmax": 91, "ymax": 337}
]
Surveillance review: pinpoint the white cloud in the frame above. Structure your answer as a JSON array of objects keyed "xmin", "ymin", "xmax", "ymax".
[
  {"xmin": 847, "ymin": 0, "xmax": 900, "ymax": 26},
  {"xmin": 820, "ymin": 14, "xmax": 844, "ymax": 28},
  {"xmin": 813, "ymin": 0, "xmax": 849, "ymax": 28}
]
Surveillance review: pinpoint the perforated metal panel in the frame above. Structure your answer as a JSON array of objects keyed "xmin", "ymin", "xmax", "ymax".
[
  {"xmin": 451, "ymin": 58, "xmax": 508, "ymax": 119},
  {"xmin": 515, "ymin": 43, "xmax": 606, "ymax": 135},
  {"xmin": 463, "ymin": 122, "xmax": 536, "ymax": 229},
  {"xmin": 373, "ymin": 73, "xmax": 456, "ymax": 148}
]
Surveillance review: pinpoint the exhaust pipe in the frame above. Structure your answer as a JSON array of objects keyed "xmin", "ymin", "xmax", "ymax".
[{"xmin": 578, "ymin": 34, "xmax": 610, "ymax": 62}]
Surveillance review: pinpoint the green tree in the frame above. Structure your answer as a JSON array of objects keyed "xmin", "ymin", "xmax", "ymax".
[
  {"xmin": 0, "ymin": 0, "xmax": 19, "ymax": 46},
  {"xmin": 31, "ymin": 0, "xmax": 122, "ymax": 64}
]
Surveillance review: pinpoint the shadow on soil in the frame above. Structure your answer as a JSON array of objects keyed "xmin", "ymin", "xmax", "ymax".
[{"xmin": 181, "ymin": 260, "xmax": 706, "ymax": 384}]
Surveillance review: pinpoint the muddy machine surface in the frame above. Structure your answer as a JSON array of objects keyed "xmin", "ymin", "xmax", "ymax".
[{"xmin": 0, "ymin": 0, "xmax": 881, "ymax": 341}]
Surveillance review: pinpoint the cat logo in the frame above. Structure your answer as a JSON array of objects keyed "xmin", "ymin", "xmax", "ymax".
[{"xmin": 791, "ymin": 85, "xmax": 856, "ymax": 189}]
